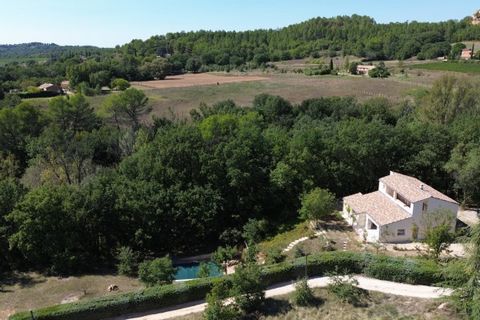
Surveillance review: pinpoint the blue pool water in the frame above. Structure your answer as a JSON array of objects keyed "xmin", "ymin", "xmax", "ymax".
[{"xmin": 175, "ymin": 262, "xmax": 222, "ymax": 280}]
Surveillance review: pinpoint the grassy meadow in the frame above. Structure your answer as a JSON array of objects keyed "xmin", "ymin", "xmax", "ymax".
[{"xmin": 411, "ymin": 61, "xmax": 480, "ymax": 74}]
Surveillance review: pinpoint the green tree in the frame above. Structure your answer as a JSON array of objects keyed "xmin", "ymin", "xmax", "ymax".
[
  {"xmin": 292, "ymin": 278, "xmax": 316, "ymax": 306},
  {"xmin": 101, "ymin": 88, "xmax": 151, "ymax": 131},
  {"xmin": 242, "ymin": 219, "xmax": 268, "ymax": 245},
  {"xmin": 185, "ymin": 57, "xmax": 202, "ymax": 73},
  {"xmin": 47, "ymin": 94, "xmax": 100, "ymax": 133},
  {"xmin": 116, "ymin": 246, "xmax": 138, "ymax": 277},
  {"xmin": 138, "ymin": 256, "xmax": 176, "ymax": 286},
  {"xmin": 197, "ymin": 262, "xmax": 211, "ymax": 278},
  {"xmin": 348, "ymin": 62, "xmax": 359, "ymax": 74},
  {"xmin": 231, "ymin": 260, "xmax": 266, "ymax": 314},
  {"xmin": 212, "ymin": 246, "xmax": 236, "ymax": 274},
  {"xmin": 299, "ymin": 188, "xmax": 336, "ymax": 222},
  {"xmin": 7, "ymin": 185, "xmax": 85, "ymax": 273},
  {"xmin": 203, "ymin": 280, "xmax": 238, "ymax": 320},
  {"xmin": 141, "ymin": 58, "xmax": 171, "ymax": 80},
  {"xmin": 417, "ymin": 75, "xmax": 479, "ymax": 125},
  {"xmin": 445, "ymin": 144, "xmax": 480, "ymax": 205},
  {"xmin": 424, "ymin": 224, "xmax": 455, "ymax": 260},
  {"xmin": 368, "ymin": 62, "xmax": 390, "ymax": 78}
]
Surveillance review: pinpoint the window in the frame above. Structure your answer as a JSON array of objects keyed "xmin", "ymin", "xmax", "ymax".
[
  {"xmin": 397, "ymin": 229, "xmax": 405, "ymax": 236},
  {"xmin": 422, "ymin": 202, "xmax": 428, "ymax": 212}
]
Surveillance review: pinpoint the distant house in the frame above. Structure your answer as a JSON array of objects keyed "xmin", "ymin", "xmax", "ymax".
[
  {"xmin": 60, "ymin": 80, "xmax": 70, "ymax": 91},
  {"xmin": 101, "ymin": 86, "xmax": 112, "ymax": 94},
  {"xmin": 342, "ymin": 171, "xmax": 458, "ymax": 243},
  {"xmin": 461, "ymin": 48, "xmax": 473, "ymax": 60},
  {"xmin": 356, "ymin": 65, "xmax": 376, "ymax": 75},
  {"xmin": 472, "ymin": 10, "xmax": 480, "ymax": 25},
  {"xmin": 38, "ymin": 83, "xmax": 62, "ymax": 93}
]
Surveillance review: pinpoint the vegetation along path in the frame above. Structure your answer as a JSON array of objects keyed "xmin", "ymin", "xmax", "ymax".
[{"xmin": 113, "ymin": 276, "xmax": 453, "ymax": 320}]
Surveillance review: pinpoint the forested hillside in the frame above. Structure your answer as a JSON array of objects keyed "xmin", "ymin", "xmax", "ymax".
[
  {"xmin": 120, "ymin": 15, "xmax": 480, "ymax": 63},
  {"xmin": 0, "ymin": 75, "xmax": 479, "ymax": 275},
  {"xmin": 0, "ymin": 42, "xmax": 109, "ymax": 58}
]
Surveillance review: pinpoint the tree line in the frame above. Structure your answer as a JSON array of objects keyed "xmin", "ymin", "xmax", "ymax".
[{"xmin": 0, "ymin": 75, "xmax": 479, "ymax": 275}]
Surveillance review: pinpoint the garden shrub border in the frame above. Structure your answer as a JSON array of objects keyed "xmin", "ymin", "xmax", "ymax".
[{"xmin": 9, "ymin": 251, "xmax": 447, "ymax": 320}]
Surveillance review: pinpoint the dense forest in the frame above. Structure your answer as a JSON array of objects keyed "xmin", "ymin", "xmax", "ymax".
[
  {"xmin": 0, "ymin": 42, "xmax": 109, "ymax": 59},
  {"xmin": 0, "ymin": 74, "xmax": 479, "ymax": 275},
  {"xmin": 1, "ymin": 15, "xmax": 480, "ymax": 96}
]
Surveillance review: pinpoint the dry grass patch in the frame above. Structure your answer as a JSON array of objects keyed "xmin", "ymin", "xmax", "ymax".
[
  {"xmin": 0, "ymin": 272, "xmax": 142, "ymax": 319},
  {"xmin": 176, "ymin": 289, "xmax": 460, "ymax": 320}
]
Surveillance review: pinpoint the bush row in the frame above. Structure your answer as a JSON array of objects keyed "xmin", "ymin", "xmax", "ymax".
[
  {"xmin": 10, "ymin": 252, "xmax": 445, "ymax": 320},
  {"xmin": 16, "ymin": 91, "xmax": 61, "ymax": 99}
]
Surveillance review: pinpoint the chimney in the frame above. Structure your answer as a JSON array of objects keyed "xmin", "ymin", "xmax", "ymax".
[{"xmin": 420, "ymin": 184, "xmax": 424, "ymax": 191}]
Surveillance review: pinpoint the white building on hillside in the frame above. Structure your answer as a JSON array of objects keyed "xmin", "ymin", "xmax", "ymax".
[{"xmin": 342, "ymin": 171, "xmax": 458, "ymax": 243}]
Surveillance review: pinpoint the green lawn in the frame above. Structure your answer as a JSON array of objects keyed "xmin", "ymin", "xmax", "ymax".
[
  {"xmin": 411, "ymin": 61, "xmax": 480, "ymax": 74},
  {"xmin": 258, "ymin": 221, "xmax": 313, "ymax": 253}
]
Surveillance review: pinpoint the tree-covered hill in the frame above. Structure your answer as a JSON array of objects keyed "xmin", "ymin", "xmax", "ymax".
[
  {"xmin": 119, "ymin": 15, "xmax": 480, "ymax": 63},
  {"xmin": 0, "ymin": 42, "xmax": 110, "ymax": 59}
]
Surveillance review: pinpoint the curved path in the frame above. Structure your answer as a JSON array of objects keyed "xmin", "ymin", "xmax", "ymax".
[{"xmin": 112, "ymin": 276, "xmax": 453, "ymax": 320}]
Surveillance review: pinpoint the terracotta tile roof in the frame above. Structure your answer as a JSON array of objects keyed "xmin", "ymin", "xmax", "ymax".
[
  {"xmin": 344, "ymin": 191, "xmax": 411, "ymax": 225},
  {"xmin": 380, "ymin": 172, "xmax": 457, "ymax": 204}
]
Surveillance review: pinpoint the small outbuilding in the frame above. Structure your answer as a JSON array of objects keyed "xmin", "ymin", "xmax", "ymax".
[
  {"xmin": 461, "ymin": 49, "xmax": 473, "ymax": 60},
  {"xmin": 38, "ymin": 83, "xmax": 62, "ymax": 94}
]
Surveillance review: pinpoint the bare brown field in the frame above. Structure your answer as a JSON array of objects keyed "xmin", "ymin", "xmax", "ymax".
[{"xmin": 131, "ymin": 73, "xmax": 267, "ymax": 90}]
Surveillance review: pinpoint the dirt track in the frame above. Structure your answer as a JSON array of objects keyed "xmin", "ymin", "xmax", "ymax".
[{"xmin": 113, "ymin": 276, "xmax": 452, "ymax": 320}]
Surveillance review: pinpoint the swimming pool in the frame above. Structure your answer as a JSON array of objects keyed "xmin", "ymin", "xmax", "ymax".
[{"xmin": 174, "ymin": 262, "xmax": 222, "ymax": 280}]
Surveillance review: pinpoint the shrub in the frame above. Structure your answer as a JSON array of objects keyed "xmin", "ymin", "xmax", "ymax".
[
  {"xmin": 111, "ymin": 78, "xmax": 130, "ymax": 91},
  {"xmin": 197, "ymin": 262, "xmax": 211, "ymax": 278},
  {"xmin": 327, "ymin": 274, "xmax": 366, "ymax": 306},
  {"xmin": 368, "ymin": 62, "xmax": 390, "ymax": 78},
  {"xmin": 138, "ymin": 256, "xmax": 176, "ymax": 287},
  {"xmin": 363, "ymin": 255, "xmax": 441, "ymax": 285},
  {"xmin": 292, "ymin": 278, "xmax": 316, "ymax": 306},
  {"xmin": 293, "ymin": 246, "xmax": 305, "ymax": 258},
  {"xmin": 265, "ymin": 247, "xmax": 285, "ymax": 265},
  {"xmin": 425, "ymin": 224, "xmax": 455, "ymax": 260},
  {"xmin": 116, "ymin": 246, "xmax": 138, "ymax": 277}
]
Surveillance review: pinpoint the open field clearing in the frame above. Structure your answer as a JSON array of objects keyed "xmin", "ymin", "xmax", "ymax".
[
  {"xmin": 176, "ymin": 288, "xmax": 459, "ymax": 320},
  {"xmin": 0, "ymin": 272, "xmax": 142, "ymax": 320},
  {"xmin": 23, "ymin": 69, "xmax": 476, "ymax": 120},
  {"xmin": 131, "ymin": 73, "xmax": 267, "ymax": 90},
  {"xmin": 411, "ymin": 61, "xmax": 480, "ymax": 74},
  {"xmin": 131, "ymin": 72, "xmax": 428, "ymax": 118}
]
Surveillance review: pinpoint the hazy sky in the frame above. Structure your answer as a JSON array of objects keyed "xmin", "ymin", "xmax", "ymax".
[{"xmin": 0, "ymin": 0, "xmax": 477, "ymax": 47}]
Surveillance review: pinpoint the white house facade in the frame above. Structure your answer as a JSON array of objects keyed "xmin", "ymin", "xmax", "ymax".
[{"xmin": 342, "ymin": 171, "xmax": 458, "ymax": 243}]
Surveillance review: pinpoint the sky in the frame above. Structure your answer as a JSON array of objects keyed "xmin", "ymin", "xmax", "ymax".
[{"xmin": 0, "ymin": 0, "xmax": 478, "ymax": 47}]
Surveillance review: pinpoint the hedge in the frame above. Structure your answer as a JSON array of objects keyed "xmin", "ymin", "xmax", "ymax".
[
  {"xmin": 9, "ymin": 252, "xmax": 445, "ymax": 320},
  {"xmin": 16, "ymin": 91, "xmax": 61, "ymax": 99}
]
